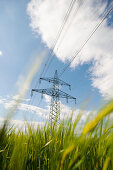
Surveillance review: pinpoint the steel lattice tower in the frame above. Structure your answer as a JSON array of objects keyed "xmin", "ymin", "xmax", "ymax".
[{"xmin": 31, "ymin": 70, "xmax": 76, "ymax": 124}]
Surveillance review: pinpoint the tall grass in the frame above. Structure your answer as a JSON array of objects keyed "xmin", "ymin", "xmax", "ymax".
[{"xmin": 0, "ymin": 100, "xmax": 113, "ymax": 170}]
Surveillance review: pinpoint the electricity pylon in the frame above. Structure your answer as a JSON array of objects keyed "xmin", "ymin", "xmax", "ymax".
[{"xmin": 31, "ymin": 70, "xmax": 76, "ymax": 124}]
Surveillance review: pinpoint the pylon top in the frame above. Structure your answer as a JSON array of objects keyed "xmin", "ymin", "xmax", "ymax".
[
  {"xmin": 54, "ymin": 70, "xmax": 58, "ymax": 79},
  {"xmin": 31, "ymin": 70, "xmax": 76, "ymax": 124}
]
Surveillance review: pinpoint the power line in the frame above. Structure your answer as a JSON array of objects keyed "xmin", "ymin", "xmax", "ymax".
[
  {"xmin": 38, "ymin": 0, "xmax": 78, "ymax": 79},
  {"xmin": 29, "ymin": 0, "xmax": 77, "ymax": 106},
  {"xmin": 55, "ymin": 0, "xmax": 84, "ymax": 52},
  {"xmin": 59, "ymin": 4, "xmax": 113, "ymax": 77},
  {"xmin": 42, "ymin": 0, "xmax": 84, "ymax": 77},
  {"xmin": 39, "ymin": 0, "xmax": 77, "ymax": 78},
  {"xmin": 32, "ymin": 70, "xmax": 76, "ymax": 124}
]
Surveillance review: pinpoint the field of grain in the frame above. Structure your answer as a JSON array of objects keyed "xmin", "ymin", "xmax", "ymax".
[{"xmin": 0, "ymin": 100, "xmax": 113, "ymax": 170}]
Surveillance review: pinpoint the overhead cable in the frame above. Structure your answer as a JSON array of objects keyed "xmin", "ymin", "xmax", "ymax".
[
  {"xmin": 59, "ymin": 4, "xmax": 113, "ymax": 77},
  {"xmin": 41, "ymin": 0, "xmax": 77, "ymax": 77},
  {"xmin": 29, "ymin": 0, "xmax": 77, "ymax": 106},
  {"xmin": 43, "ymin": 0, "xmax": 85, "ymax": 77}
]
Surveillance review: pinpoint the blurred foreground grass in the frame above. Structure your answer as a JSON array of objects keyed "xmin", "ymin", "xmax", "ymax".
[{"xmin": 0, "ymin": 100, "xmax": 113, "ymax": 170}]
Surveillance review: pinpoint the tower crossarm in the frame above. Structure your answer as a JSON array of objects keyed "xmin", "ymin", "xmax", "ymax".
[
  {"xmin": 58, "ymin": 89, "xmax": 76, "ymax": 100},
  {"xmin": 31, "ymin": 70, "xmax": 76, "ymax": 124},
  {"xmin": 32, "ymin": 88, "xmax": 76, "ymax": 102},
  {"xmin": 40, "ymin": 77, "xmax": 56, "ymax": 84},
  {"xmin": 57, "ymin": 78, "xmax": 71, "ymax": 89},
  {"xmin": 40, "ymin": 77, "xmax": 71, "ymax": 88},
  {"xmin": 32, "ymin": 88, "xmax": 59, "ymax": 97}
]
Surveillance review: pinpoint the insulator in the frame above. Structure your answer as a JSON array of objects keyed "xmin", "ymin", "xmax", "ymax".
[
  {"xmin": 75, "ymin": 99, "xmax": 76, "ymax": 104},
  {"xmin": 66, "ymin": 97, "xmax": 68, "ymax": 103},
  {"xmin": 41, "ymin": 93, "xmax": 43, "ymax": 99},
  {"xmin": 39, "ymin": 79, "xmax": 41, "ymax": 84},
  {"xmin": 31, "ymin": 90, "xmax": 33, "ymax": 97}
]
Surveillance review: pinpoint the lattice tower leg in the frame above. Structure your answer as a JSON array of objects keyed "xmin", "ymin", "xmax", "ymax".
[{"xmin": 49, "ymin": 96, "xmax": 60, "ymax": 125}]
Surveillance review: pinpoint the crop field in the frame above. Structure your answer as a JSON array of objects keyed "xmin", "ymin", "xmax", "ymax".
[
  {"xmin": 0, "ymin": 0, "xmax": 113, "ymax": 170},
  {"xmin": 0, "ymin": 100, "xmax": 113, "ymax": 170}
]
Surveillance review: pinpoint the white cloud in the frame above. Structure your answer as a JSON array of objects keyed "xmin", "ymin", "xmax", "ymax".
[
  {"xmin": 44, "ymin": 94, "xmax": 51, "ymax": 103},
  {"xmin": 60, "ymin": 102, "xmax": 95, "ymax": 123},
  {"xmin": 11, "ymin": 94, "xmax": 30, "ymax": 102},
  {"xmin": 43, "ymin": 94, "xmax": 94, "ymax": 123},
  {"xmin": 2, "ymin": 94, "xmax": 107, "ymax": 135},
  {"xmin": 0, "ymin": 117, "xmax": 44, "ymax": 131},
  {"xmin": 27, "ymin": 0, "xmax": 113, "ymax": 99},
  {"xmin": 0, "ymin": 95, "xmax": 95, "ymax": 127},
  {"xmin": 0, "ymin": 51, "xmax": 2, "ymax": 56},
  {"xmin": 0, "ymin": 96, "xmax": 49, "ymax": 120}
]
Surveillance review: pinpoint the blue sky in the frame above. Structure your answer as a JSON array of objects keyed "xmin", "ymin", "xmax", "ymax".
[{"xmin": 0, "ymin": 0, "xmax": 113, "ymax": 127}]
